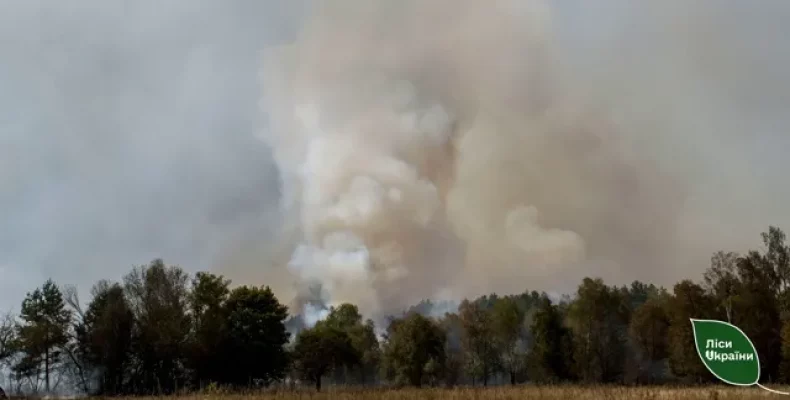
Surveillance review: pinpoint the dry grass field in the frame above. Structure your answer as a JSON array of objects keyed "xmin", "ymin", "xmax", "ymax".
[{"xmin": 116, "ymin": 386, "xmax": 790, "ymax": 400}]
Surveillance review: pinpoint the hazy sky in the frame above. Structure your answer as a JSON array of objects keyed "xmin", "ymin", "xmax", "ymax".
[
  {"xmin": 2, "ymin": 1, "xmax": 790, "ymax": 314},
  {"xmin": 0, "ymin": 0, "xmax": 310, "ymax": 312}
]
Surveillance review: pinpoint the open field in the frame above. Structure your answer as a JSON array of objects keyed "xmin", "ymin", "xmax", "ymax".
[{"xmin": 115, "ymin": 386, "xmax": 790, "ymax": 400}]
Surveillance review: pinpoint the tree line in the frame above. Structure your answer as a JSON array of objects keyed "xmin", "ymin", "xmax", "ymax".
[{"xmin": 1, "ymin": 226, "xmax": 789, "ymax": 394}]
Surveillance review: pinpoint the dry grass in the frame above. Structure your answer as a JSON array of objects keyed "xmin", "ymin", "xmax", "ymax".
[{"xmin": 114, "ymin": 385, "xmax": 790, "ymax": 400}]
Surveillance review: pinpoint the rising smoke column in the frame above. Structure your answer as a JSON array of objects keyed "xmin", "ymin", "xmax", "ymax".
[
  {"xmin": 257, "ymin": 0, "xmax": 790, "ymax": 323},
  {"xmin": 263, "ymin": 72, "xmax": 469, "ymax": 318},
  {"xmin": 259, "ymin": 0, "xmax": 593, "ymax": 320}
]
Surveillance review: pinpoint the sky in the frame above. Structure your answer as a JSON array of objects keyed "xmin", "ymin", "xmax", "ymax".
[
  {"xmin": 2, "ymin": 1, "xmax": 790, "ymax": 316},
  {"xmin": 0, "ymin": 0, "xmax": 310, "ymax": 312}
]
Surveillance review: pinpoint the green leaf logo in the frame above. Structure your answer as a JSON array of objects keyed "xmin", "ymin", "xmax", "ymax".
[{"xmin": 690, "ymin": 318, "xmax": 760, "ymax": 386}]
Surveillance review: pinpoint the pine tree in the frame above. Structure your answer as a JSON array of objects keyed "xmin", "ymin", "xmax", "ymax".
[{"xmin": 15, "ymin": 279, "xmax": 72, "ymax": 393}]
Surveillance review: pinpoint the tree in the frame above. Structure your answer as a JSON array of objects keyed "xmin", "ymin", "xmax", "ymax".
[
  {"xmin": 381, "ymin": 313, "xmax": 446, "ymax": 387},
  {"xmin": 734, "ymin": 251, "xmax": 781, "ymax": 382},
  {"xmin": 438, "ymin": 312, "xmax": 464, "ymax": 387},
  {"xmin": 292, "ymin": 323, "xmax": 357, "ymax": 391},
  {"xmin": 780, "ymin": 320, "xmax": 790, "ymax": 382},
  {"xmin": 123, "ymin": 259, "xmax": 191, "ymax": 394},
  {"xmin": 510, "ymin": 291, "xmax": 544, "ymax": 315},
  {"xmin": 61, "ymin": 285, "xmax": 91, "ymax": 393},
  {"xmin": 491, "ymin": 297, "xmax": 525, "ymax": 385},
  {"xmin": 187, "ymin": 272, "xmax": 230, "ymax": 387},
  {"xmin": 627, "ymin": 281, "xmax": 661, "ymax": 311},
  {"xmin": 14, "ymin": 279, "xmax": 72, "ymax": 393},
  {"xmin": 628, "ymin": 296, "xmax": 670, "ymax": 383},
  {"xmin": 223, "ymin": 285, "xmax": 290, "ymax": 386},
  {"xmin": 0, "ymin": 311, "xmax": 16, "ymax": 397},
  {"xmin": 527, "ymin": 296, "xmax": 572, "ymax": 383},
  {"xmin": 703, "ymin": 251, "xmax": 740, "ymax": 323},
  {"xmin": 566, "ymin": 278, "xmax": 628, "ymax": 383},
  {"xmin": 0, "ymin": 312, "xmax": 15, "ymax": 366},
  {"xmin": 459, "ymin": 300, "xmax": 499, "ymax": 386},
  {"xmin": 761, "ymin": 227, "xmax": 790, "ymax": 382},
  {"xmin": 78, "ymin": 281, "xmax": 134, "ymax": 395},
  {"xmin": 762, "ymin": 226, "xmax": 790, "ymax": 295},
  {"xmin": 354, "ymin": 319, "xmax": 380, "ymax": 384},
  {"xmin": 666, "ymin": 280, "xmax": 715, "ymax": 382},
  {"xmin": 322, "ymin": 304, "xmax": 380, "ymax": 385}
]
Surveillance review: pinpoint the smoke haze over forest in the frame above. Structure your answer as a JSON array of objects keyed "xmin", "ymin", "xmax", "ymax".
[{"xmin": 2, "ymin": 1, "xmax": 790, "ymax": 322}]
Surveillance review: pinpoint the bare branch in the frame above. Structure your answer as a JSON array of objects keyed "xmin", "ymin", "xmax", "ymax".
[
  {"xmin": 0, "ymin": 313, "xmax": 15, "ymax": 366},
  {"xmin": 63, "ymin": 285, "xmax": 84, "ymax": 321}
]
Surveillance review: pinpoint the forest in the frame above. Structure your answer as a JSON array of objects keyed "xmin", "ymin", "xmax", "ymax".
[{"xmin": 1, "ymin": 226, "xmax": 789, "ymax": 396}]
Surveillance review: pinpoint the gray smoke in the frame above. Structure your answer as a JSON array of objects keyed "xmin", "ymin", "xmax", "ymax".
[
  {"xmin": 259, "ymin": 0, "xmax": 790, "ymax": 321},
  {"xmin": 2, "ymin": 1, "xmax": 790, "ymax": 324}
]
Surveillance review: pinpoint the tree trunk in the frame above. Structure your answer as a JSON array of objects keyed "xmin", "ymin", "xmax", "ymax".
[
  {"xmin": 315, "ymin": 376, "xmax": 321, "ymax": 392},
  {"xmin": 510, "ymin": 371, "xmax": 516, "ymax": 385},
  {"xmin": 45, "ymin": 346, "xmax": 50, "ymax": 393}
]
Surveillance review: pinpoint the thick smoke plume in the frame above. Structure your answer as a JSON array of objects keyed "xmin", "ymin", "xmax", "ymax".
[
  {"xmin": 261, "ymin": 0, "xmax": 588, "ymax": 319},
  {"xmin": 257, "ymin": 0, "xmax": 790, "ymax": 322},
  {"xmin": 3, "ymin": 1, "xmax": 790, "ymax": 323},
  {"xmin": 256, "ymin": 0, "xmax": 752, "ymax": 321}
]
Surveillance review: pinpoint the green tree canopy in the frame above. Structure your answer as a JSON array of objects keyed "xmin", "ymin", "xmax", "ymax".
[
  {"xmin": 323, "ymin": 304, "xmax": 380, "ymax": 384},
  {"xmin": 15, "ymin": 279, "xmax": 72, "ymax": 393},
  {"xmin": 187, "ymin": 272, "xmax": 231, "ymax": 387},
  {"xmin": 292, "ymin": 322, "xmax": 358, "ymax": 391},
  {"xmin": 528, "ymin": 296, "xmax": 572, "ymax": 383},
  {"xmin": 628, "ymin": 296, "xmax": 670, "ymax": 383},
  {"xmin": 459, "ymin": 299, "xmax": 499, "ymax": 386},
  {"xmin": 567, "ymin": 278, "xmax": 628, "ymax": 383},
  {"xmin": 491, "ymin": 297, "xmax": 525, "ymax": 385},
  {"xmin": 667, "ymin": 280, "xmax": 715, "ymax": 382},
  {"xmin": 223, "ymin": 285, "xmax": 290, "ymax": 386},
  {"xmin": 78, "ymin": 281, "xmax": 134, "ymax": 395},
  {"xmin": 123, "ymin": 259, "xmax": 191, "ymax": 394},
  {"xmin": 382, "ymin": 313, "xmax": 446, "ymax": 388}
]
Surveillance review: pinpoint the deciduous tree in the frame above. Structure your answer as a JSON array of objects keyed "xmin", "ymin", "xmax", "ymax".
[
  {"xmin": 187, "ymin": 272, "xmax": 230, "ymax": 387},
  {"xmin": 703, "ymin": 251, "xmax": 740, "ymax": 323},
  {"xmin": 459, "ymin": 300, "xmax": 499, "ymax": 386},
  {"xmin": 381, "ymin": 313, "xmax": 445, "ymax": 388},
  {"xmin": 124, "ymin": 259, "xmax": 191, "ymax": 394},
  {"xmin": 628, "ymin": 296, "xmax": 669, "ymax": 383},
  {"xmin": 321, "ymin": 304, "xmax": 380, "ymax": 384},
  {"xmin": 666, "ymin": 280, "xmax": 714, "ymax": 382},
  {"xmin": 734, "ymin": 251, "xmax": 781, "ymax": 382},
  {"xmin": 566, "ymin": 278, "xmax": 628, "ymax": 383},
  {"xmin": 491, "ymin": 297, "xmax": 525, "ymax": 385},
  {"xmin": 0, "ymin": 312, "xmax": 15, "ymax": 366},
  {"xmin": 528, "ymin": 296, "xmax": 572, "ymax": 383},
  {"xmin": 292, "ymin": 323, "xmax": 357, "ymax": 391},
  {"xmin": 78, "ymin": 281, "xmax": 134, "ymax": 395},
  {"xmin": 223, "ymin": 285, "xmax": 290, "ymax": 386}
]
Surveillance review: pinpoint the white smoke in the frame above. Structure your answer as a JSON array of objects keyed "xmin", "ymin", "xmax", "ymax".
[
  {"xmin": 259, "ymin": 0, "xmax": 589, "ymax": 321},
  {"xmin": 274, "ymin": 78, "xmax": 465, "ymax": 320},
  {"xmin": 301, "ymin": 302, "xmax": 330, "ymax": 328}
]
